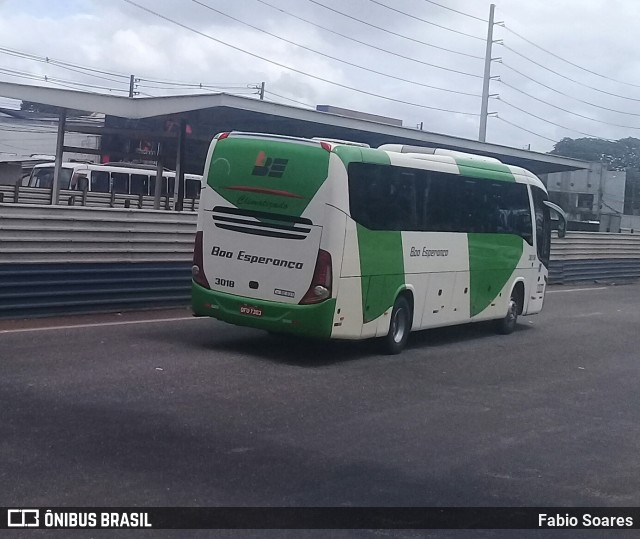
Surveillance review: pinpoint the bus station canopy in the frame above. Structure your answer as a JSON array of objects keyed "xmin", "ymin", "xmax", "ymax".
[{"xmin": 0, "ymin": 81, "xmax": 588, "ymax": 175}]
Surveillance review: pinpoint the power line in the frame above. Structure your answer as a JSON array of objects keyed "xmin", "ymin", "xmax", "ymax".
[
  {"xmin": 499, "ymin": 62, "xmax": 640, "ymax": 117},
  {"xmin": 263, "ymin": 90, "xmax": 316, "ymax": 109},
  {"xmin": 122, "ymin": 0, "xmax": 481, "ymax": 117},
  {"xmin": 0, "ymin": 46, "xmax": 129, "ymax": 80},
  {"xmin": 499, "ymin": 79, "xmax": 640, "ymax": 130},
  {"xmin": 367, "ymin": 0, "xmax": 485, "ymax": 41},
  {"xmin": 306, "ymin": 0, "xmax": 483, "ymax": 59},
  {"xmin": 136, "ymin": 82, "xmax": 258, "ymax": 94},
  {"xmin": 495, "ymin": 116, "xmax": 557, "ymax": 143},
  {"xmin": 137, "ymin": 77, "xmax": 259, "ymax": 88},
  {"xmin": 192, "ymin": 0, "xmax": 481, "ymax": 96},
  {"xmin": 419, "ymin": 0, "xmax": 487, "ymax": 22},
  {"xmin": 255, "ymin": 0, "xmax": 482, "ymax": 79},
  {"xmin": 0, "ymin": 47, "xmax": 130, "ymax": 86},
  {"xmin": 500, "ymin": 23, "xmax": 640, "ymax": 90},
  {"xmin": 0, "ymin": 67, "xmax": 129, "ymax": 94},
  {"xmin": 497, "ymin": 96, "xmax": 612, "ymax": 140},
  {"xmin": 500, "ymin": 43, "xmax": 640, "ymax": 102},
  {"xmin": 0, "ymin": 44, "xmax": 259, "ymax": 98}
]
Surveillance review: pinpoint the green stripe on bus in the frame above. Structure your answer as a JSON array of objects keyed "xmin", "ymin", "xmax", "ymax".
[
  {"xmin": 333, "ymin": 146, "xmax": 391, "ymax": 168},
  {"xmin": 208, "ymin": 138, "xmax": 329, "ymax": 217},
  {"xmin": 356, "ymin": 224, "xmax": 405, "ymax": 324},
  {"xmin": 468, "ymin": 234, "xmax": 523, "ymax": 317},
  {"xmin": 454, "ymin": 158, "xmax": 516, "ymax": 182}
]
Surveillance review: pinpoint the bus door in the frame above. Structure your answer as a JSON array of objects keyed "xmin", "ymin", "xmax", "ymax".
[{"xmin": 526, "ymin": 186, "xmax": 552, "ymax": 314}]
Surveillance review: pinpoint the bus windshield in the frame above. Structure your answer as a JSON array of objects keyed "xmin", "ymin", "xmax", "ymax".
[{"xmin": 29, "ymin": 167, "xmax": 73, "ymax": 189}]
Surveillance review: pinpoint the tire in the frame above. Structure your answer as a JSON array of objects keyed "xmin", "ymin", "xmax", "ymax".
[
  {"xmin": 494, "ymin": 290, "xmax": 520, "ymax": 335},
  {"xmin": 383, "ymin": 295, "xmax": 412, "ymax": 355}
]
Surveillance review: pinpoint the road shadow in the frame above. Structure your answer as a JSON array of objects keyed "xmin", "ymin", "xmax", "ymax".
[{"xmin": 143, "ymin": 317, "xmax": 535, "ymax": 368}]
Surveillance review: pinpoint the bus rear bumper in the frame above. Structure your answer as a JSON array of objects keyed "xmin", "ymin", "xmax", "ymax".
[{"xmin": 192, "ymin": 282, "xmax": 336, "ymax": 339}]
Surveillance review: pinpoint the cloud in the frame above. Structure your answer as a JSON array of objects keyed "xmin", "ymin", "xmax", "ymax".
[{"xmin": 1, "ymin": 0, "xmax": 640, "ymax": 153}]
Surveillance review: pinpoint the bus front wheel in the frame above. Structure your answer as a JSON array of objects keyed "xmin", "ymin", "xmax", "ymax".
[
  {"xmin": 494, "ymin": 290, "xmax": 520, "ymax": 335},
  {"xmin": 383, "ymin": 295, "xmax": 412, "ymax": 355}
]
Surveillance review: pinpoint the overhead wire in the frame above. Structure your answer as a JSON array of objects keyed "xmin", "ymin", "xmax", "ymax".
[
  {"xmin": 419, "ymin": 0, "xmax": 487, "ymax": 22},
  {"xmin": 255, "ymin": 0, "xmax": 482, "ymax": 79},
  {"xmin": 191, "ymin": 0, "xmax": 481, "ymax": 96},
  {"xmin": 263, "ymin": 91, "xmax": 316, "ymax": 109},
  {"xmin": 0, "ymin": 45, "xmax": 258, "ymax": 99},
  {"xmin": 494, "ymin": 116, "xmax": 557, "ymax": 143},
  {"xmin": 500, "ymin": 23, "xmax": 640, "ymax": 90},
  {"xmin": 497, "ymin": 96, "xmax": 612, "ymax": 140},
  {"xmin": 0, "ymin": 46, "xmax": 130, "ymax": 80},
  {"xmin": 499, "ymin": 79, "xmax": 640, "ymax": 130},
  {"xmin": 500, "ymin": 43, "xmax": 640, "ymax": 102},
  {"xmin": 0, "ymin": 47, "xmax": 130, "ymax": 86},
  {"xmin": 367, "ymin": 0, "xmax": 485, "ymax": 41},
  {"xmin": 498, "ymin": 62, "xmax": 640, "ymax": 117},
  {"xmin": 305, "ymin": 0, "xmax": 483, "ymax": 59},
  {"xmin": 122, "ymin": 0, "xmax": 481, "ymax": 117}
]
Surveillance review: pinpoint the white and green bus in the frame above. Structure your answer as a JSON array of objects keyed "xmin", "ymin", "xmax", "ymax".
[{"xmin": 192, "ymin": 132, "xmax": 566, "ymax": 353}]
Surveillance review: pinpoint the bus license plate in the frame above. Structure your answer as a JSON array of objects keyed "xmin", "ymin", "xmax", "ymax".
[{"xmin": 240, "ymin": 305, "xmax": 263, "ymax": 317}]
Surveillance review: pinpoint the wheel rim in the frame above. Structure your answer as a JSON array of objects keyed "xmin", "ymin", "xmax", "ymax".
[
  {"xmin": 506, "ymin": 298, "xmax": 517, "ymax": 326},
  {"xmin": 391, "ymin": 307, "xmax": 407, "ymax": 343}
]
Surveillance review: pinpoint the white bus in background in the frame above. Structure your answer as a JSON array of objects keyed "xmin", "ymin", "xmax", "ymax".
[{"xmin": 27, "ymin": 162, "xmax": 202, "ymax": 200}]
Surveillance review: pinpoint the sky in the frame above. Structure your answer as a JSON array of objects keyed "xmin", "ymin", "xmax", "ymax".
[{"xmin": 1, "ymin": 0, "xmax": 640, "ymax": 153}]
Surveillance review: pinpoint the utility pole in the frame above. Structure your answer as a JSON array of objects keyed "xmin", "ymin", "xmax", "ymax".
[
  {"xmin": 259, "ymin": 81, "xmax": 265, "ymax": 100},
  {"xmin": 129, "ymin": 74, "xmax": 135, "ymax": 98},
  {"xmin": 478, "ymin": 3, "xmax": 496, "ymax": 142}
]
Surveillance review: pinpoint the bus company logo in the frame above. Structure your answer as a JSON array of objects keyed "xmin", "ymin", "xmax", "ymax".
[
  {"xmin": 8, "ymin": 509, "xmax": 40, "ymax": 527},
  {"xmin": 252, "ymin": 151, "xmax": 288, "ymax": 178}
]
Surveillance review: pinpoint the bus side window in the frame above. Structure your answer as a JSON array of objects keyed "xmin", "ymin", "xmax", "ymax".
[
  {"xmin": 111, "ymin": 172, "xmax": 129, "ymax": 194},
  {"xmin": 91, "ymin": 171, "xmax": 110, "ymax": 193},
  {"xmin": 149, "ymin": 176, "xmax": 173, "ymax": 196},
  {"xmin": 185, "ymin": 179, "xmax": 200, "ymax": 199},
  {"xmin": 130, "ymin": 174, "xmax": 149, "ymax": 195},
  {"xmin": 423, "ymin": 173, "xmax": 458, "ymax": 232}
]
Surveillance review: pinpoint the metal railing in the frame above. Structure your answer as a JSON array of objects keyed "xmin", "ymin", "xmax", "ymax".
[
  {"xmin": 1, "ymin": 204, "xmax": 640, "ymax": 317},
  {"xmin": 0, "ymin": 184, "xmax": 199, "ymax": 211}
]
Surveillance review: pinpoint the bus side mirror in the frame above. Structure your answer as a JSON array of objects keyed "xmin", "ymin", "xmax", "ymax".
[
  {"xmin": 557, "ymin": 219, "xmax": 566, "ymax": 238},
  {"xmin": 544, "ymin": 201, "xmax": 567, "ymax": 238}
]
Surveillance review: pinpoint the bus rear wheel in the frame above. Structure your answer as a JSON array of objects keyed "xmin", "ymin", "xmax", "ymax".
[
  {"xmin": 383, "ymin": 295, "xmax": 412, "ymax": 355},
  {"xmin": 494, "ymin": 290, "xmax": 520, "ymax": 335}
]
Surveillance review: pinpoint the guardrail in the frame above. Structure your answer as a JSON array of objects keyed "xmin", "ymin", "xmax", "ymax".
[
  {"xmin": 0, "ymin": 204, "xmax": 197, "ymax": 318},
  {"xmin": 0, "ymin": 184, "xmax": 199, "ymax": 211},
  {"xmin": 1, "ymin": 204, "xmax": 639, "ymax": 317},
  {"xmin": 550, "ymin": 231, "xmax": 640, "ymax": 284}
]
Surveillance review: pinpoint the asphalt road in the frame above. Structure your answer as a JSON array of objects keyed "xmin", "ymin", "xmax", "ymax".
[{"xmin": 1, "ymin": 283, "xmax": 640, "ymax": 537}]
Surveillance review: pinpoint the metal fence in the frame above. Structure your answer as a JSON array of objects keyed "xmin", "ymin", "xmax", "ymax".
[
  {"xmin": 0, "ymin": 184, "xmax": 200, "ymax": 211},
  {"xmin": 550, "ymin": 231, "xmax": 640, "ymax": 284},
  {"xmin": 1, "ymin": 204, "xmax": 639, "ymax": 317}
]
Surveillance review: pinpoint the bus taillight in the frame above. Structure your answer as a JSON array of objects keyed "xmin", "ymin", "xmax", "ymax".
[
  {"xmin": 192, "ymin": 231, "xmax": 210, "ymax": 288},
  {"xmin": 300, "ymin": 249, "xmax": 332, "ymax": 305}
]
